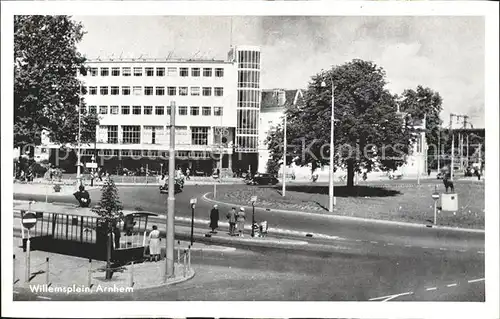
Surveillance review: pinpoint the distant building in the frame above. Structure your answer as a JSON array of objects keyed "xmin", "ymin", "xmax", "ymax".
[{"xmin": 40, "ymin": 45, "xmax": 262, "ymax": 175}]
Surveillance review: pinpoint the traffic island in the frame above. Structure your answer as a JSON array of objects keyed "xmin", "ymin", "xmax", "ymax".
[{"xmin": 212, "ymin": 183, "xmax": 485, "ymax": 230}]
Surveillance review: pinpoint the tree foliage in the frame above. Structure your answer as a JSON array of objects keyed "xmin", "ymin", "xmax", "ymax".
[
  {"xmin": 398, "ymin": 85, "xmax": 443, "ymax": 166},
  {"xmin": 14, "ymin": 15, "xmax": 98, "ymax": 148},
  {"xmin": 267, "ymin": 59, "xmax": 416, "ymax": 187},
  {"xmin": 92, "ymin": 178, "xmax": 123, "ymax": 229}
]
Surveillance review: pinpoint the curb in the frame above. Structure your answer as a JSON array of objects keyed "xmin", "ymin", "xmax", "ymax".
[{"xmin": 201, "ymin": 193, "xmax": 485, "ymax": 234}]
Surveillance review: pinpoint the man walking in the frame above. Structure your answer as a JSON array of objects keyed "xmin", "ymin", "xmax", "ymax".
[
  {"xmin": 227, "ymin": 207, "xmax": 237, "ymax": 236},
  {"xmin": 186, "ymin": 167, "xmax": 191, "ymax": 180},
  {"xmin": 209, "ymin": 204, "xmax": 220, "ymax": 233}
]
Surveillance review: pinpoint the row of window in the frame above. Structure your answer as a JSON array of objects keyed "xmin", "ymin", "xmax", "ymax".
[
  {"xmin": 86, "ymin": 67, "xmax": 224, "ymax": 78},
  {"xmin": 101, "ymin": 125, "xmax": 211, "ymax": 145},
  {"xmin": 82, "ymin": 105, "xmax": 223, "ymax": 116},
  {"xmin": 85, "ymin": 86, "xmax": 224, "ymax": 97}
]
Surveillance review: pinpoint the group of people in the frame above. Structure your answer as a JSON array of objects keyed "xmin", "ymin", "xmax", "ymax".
[{"xmin": 210, "ymin": 205, "xmax": 247, "ymax": 237}]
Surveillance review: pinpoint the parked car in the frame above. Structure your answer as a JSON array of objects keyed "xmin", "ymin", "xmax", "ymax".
[{"xmin": 248, "ymin": 173, "xmax": 279, "ymax": 185}]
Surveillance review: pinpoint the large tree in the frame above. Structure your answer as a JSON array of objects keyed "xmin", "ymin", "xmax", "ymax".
[
  {"xmin": 14, "ymin": 15, "xmax": 97, "ymax": 151},
  {"xmin": 398, "ymin": 86, "xmax": 443, "ymax": 169},
  {"xmin": 267, "ymin": 59, "xmax": 416, "ymax": 187}
]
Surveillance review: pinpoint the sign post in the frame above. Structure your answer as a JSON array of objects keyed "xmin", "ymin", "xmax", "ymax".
[
  {"xmin": 22, "ymin": 210, "xmax": 37, "ymax": 283},
  {"xmin": 431, "ymin": 186, "xmax": 440, "ymax": 225},
  {"xmin": 251, "ymin": 196, "xmax": 257, "ymax": 237},
  {"xmin": 190, "ymin": 198, "xmax": 197, "ymax": 245}
]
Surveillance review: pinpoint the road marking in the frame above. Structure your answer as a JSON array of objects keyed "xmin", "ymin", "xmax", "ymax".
[
  {"xmin": 387, "ymin": 243, "xmax": 394, "ymax": 246},
  {"xmin": 477, "ymin": 251, "xmax": 484, "ymax": 254},
  {"xmin": 447, "ymin": 283, "xmax": 458, "ymax": 287},
  {"xmin": 370, "ymin": 241, "xmax": 378, "ymax": 244},
  {"xmin": 37, "ymin": 296, "xmax": 51, "ymax": 300},
  {"xmin": 426, "ymin": 287, "xmax": 437, "ymax": 291},
  {"xmin": 468, "ymin": 278, "xmax": 485, "ymax": 283},
  {"xmin": 405, "ymin": 244, "xmax": 412, "ymax": 247},
  {"xmin": 439, "ymin": 248, "xmax": 448, "ymax": 251},
  {"xmin": 369, "ymin": 291, "xmax": 413, "ymax": 301}
]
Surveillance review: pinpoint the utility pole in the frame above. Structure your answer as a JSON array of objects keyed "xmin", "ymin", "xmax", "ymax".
[
  {"xmin": 165, "ymin": 101, "xmax": 176, "ymax": 280},
  {"xmin": 449, "ymin": 114, "xmax": 454, "ymax": 181},
  {"xmin": 437, "ymin": 127, "xmax": 441, "ymax": 173},
  {"xmin": 282, "ymin": 114, "xmax": 287, "ymax": 197}
]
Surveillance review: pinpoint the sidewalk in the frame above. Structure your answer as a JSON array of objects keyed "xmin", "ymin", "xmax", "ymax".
[{"xmin": 12, "ymin": 239, "xmax": 195, "ymax": 292}]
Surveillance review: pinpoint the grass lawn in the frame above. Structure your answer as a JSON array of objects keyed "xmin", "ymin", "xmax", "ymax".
[{"xmin": 219, "ymin": 181, "xmax": 485, "ymax": 229}]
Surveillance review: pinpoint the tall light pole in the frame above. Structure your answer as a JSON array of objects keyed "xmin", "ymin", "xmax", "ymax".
[
  {"xmin": 282, "ymin": 113, "xmax": 287, "ymax": 197},
  {"xmin": 437, "ymin": 127, "xmax": 441, "ymax": 173},
  {"xmin": 321, "ymin": 78, "xmax": 335, "ymax": 212},
  {"xmin": 165, "ymin": 101, "xmax": 176, "ymax": 280},
  {"xmin": 76, "ymin": 75, "xmax": 82, "ymax": 185}
]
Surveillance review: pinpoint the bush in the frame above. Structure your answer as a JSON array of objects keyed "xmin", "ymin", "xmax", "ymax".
[{"xmin": 31, "ymin": 162, "xmax": 48, "ymax": 177}]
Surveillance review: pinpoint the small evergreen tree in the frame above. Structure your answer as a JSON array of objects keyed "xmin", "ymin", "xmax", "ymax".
[{"xmin": 92, "ymin": 178, "xmax": 123, "ymax": 279}]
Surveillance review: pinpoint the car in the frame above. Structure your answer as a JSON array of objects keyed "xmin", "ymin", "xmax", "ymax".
[{"xmin": 249, "ymin": 173, "xmax": 279, "ymax": 185}]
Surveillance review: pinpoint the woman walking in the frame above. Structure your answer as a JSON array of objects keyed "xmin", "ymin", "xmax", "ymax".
[
  {"xmin": 148, "ymin": 225, "xmax": 161, "ymax": 262},
  {"xmin": 210, "ymin": 204, "xmax": 220, "ymax": 233},
  {"xmin": 236, "ymin": 207, "xmax": 246, "ymax": 237}
]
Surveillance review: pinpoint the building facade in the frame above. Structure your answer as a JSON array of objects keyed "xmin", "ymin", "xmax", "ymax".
[{"xmin": 42, "ymin": 45, "xmax": 262, "ymax": 175}]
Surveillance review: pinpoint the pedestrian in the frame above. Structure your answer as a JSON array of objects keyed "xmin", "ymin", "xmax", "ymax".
[
  {"xmin": 73, "ymin": 185, "xmax": 91, "ymax": 207},
  {"xmin": 236, "ymin": 207, "xmax": 246, "ymax": 237},
  {"xmin": 210, "ymin": 204, "xmax": 219, "ymax": 233},
  {"xmin": 186, "ymin": 167, "xmax": 191, "ymax": 180},
  {"xmin": 427, "ymin": 168, "xmax": 431, "ymax": 177},
  {"xmin": 148, "ymin": 225, "xmax": 161, "ymax": 262},
  {"xmin": 227, "ymin": 207, "xmax": 237, "ymax": 236}
]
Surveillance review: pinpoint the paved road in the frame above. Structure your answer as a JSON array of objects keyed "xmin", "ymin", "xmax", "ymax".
[{"xmin": 13, "ymin": 183, "xmax": 485, "ymax": 301}]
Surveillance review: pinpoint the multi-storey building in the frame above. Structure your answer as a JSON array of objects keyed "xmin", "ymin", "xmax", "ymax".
[{"xmin": 42, "ymin": 45, "xmax": 262, "ymax": 176}]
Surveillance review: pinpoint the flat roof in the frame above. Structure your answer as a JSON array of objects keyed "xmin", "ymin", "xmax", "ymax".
[{"xmin": 86, "ymin": 58, "xmax": 232, "ymax": 64}]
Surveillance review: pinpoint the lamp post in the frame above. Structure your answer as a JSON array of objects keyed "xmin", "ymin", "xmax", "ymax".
[
  {"xmin": 76, "ymin": 79, "xmax": 82, "ymax": 186},
  {"xmin": 282, "ymin": 113, "xmax": 287, "ymax": 197},
  {"xmin": 190, "ymin": 198, "xmax": 196, "ymax": 246},
  {"xmin": 321, "ymin": 77, "xmax": 335, "ymax": 212},
  {"xmin": 431, "ymin": 185, "xmax": 440, "ymax": 225},
  {"xmin": 250, "ymin": 196, "xmax": 257, "ymax": 237},
  {"xmin": 165, "ymin": 101, "xmax": 176, "ymax": 281}
]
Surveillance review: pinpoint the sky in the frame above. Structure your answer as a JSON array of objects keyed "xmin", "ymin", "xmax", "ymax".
[{"xmin": 73, "ymin": 16, "xmax": 485, "ymax": 128}]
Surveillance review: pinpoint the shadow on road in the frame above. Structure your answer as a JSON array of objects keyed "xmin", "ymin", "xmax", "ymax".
[{"xmin": 271, "ymin": 185, "xmax": 401, "ymax": 197}]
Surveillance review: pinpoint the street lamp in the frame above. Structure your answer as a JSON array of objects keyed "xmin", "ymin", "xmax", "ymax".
[
  {"xmin": 321, "ymin": 77, "xmax": 335, "ymax": 212},
  {"xmin": 250, "ymin": 196, "xmax": 257, "ymax": 237},
  {"xmin": 282, "ymin": 113, "xmax": 287, "ymax": 197},
  {"xmin": 76, "ymin": 78, "xmax": 82, "ymax": 186},
  {"xmin": 431, "ymin": 185, "xmax": 440, "ymax": 225}
]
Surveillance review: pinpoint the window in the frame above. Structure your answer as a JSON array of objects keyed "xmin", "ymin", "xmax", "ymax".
[
  {"xmin": 214, "ymin": 107, "xmax": 223, "ymax": 116},
  {"xmin": 122, "ymin": 67, "xmax": 131, "ymax": 76},
  {"xmin": 179, "ymin": 87, "xmax": 188, "ymax": 96},
  {"xmin": 89, "ymin": 86, "xmax": 97, "ymax": 95},
  {"xmin": 167, "ymin": 67, "xmax": 177, "ymax": 76},
  {"xmin": 122, "ymin": 86, "xmax": 131, "ymax": 95},
  {"xmin": 191, "ymin": 68, "xmax": 200, "ymax": 77},
  {"xmin": 144, "ymin": 86, "xmax": 154, "ymax": 96},
  {"xmin": 111, "ymin": 67, "xmax": 120, "ymax": 76},
  {"xmin": 238, "ymin": 70, "xmax": 260, "ymax": 88},
  {"xmin": 156, "ymin": 87, "xmax": 165, "ymax": 96},
  {"xmin": 203, "ymin": 68, "xmax": 212, "ymax": 77},
  {"xmin": 180, "ymin": 68, "xmax": 188, "ymax": 77},
  {"xmin": 110, "ymin": 105, "xmax": 119, "ymax": 115},
  {"xmin": 99, "ymin": 105, "xmax": 108, "ymax": 114},
  {"xmin": 156, "ymin": 67, "xmax": 165, "ymax": 76},
  {"xmin": 110, "ymin": 86, "xmax": 119, "ymax": 95},
  {"xmin": 155, "ymin": 106, "xmax": 164, "ymax": 115},
  {"xmin": 167, "ymin": 87, "xmax": 176, "ymax": 96},
  {"xmin": 166, "ymin": 105, "xmax": 172, "ymax": 115},
  {"xmin": 133, "ymin": 86, "xmax": 142, "ymax": 95},
  {"xmin": 190, "ymin": 106, "xmax": 200, "ymax": 116},
  {"xmin": 89, "ymin": 67, "xmax": 98, "ymax": 76},
  {"xmin": 132, "ymin": 105, "xmax": 141, "ymax": 115},
  {"xmin": 100, "ymin": 68, "xmax": 109, "ymax": 76},
  {"xmin": 133, "ymin": 67, "xmax": 142, "ymax": 76},
  {"xmin": 145, "ymin": 67, "xmax": 154, "ymax": 76},
  {"xmin": 144, "ymin": 106, "xmax": 153, "ymax": 115},
  {"xmin": 178, "ymin": 106, "xmax": 188, "ymax": 115},
  {"xmin": 121, "ymin": 105, "xmax": 130, "ymax": 115},
  {"xmin": 144, "ymin": 126, "xmax": 163, "ymax": 144},
  {"xmin": 107, "ymin": 126, "xmax": 119, "ymax": 144},
  {"xmin": 122, "ymin": 126, "xmax": 141, "ymax": 144},
  {"xmin": 215, "ymin": 68, "xmax": 224, "ymax": 77},
  {"xmin": 190, "ymin": 87, "xmax": 200, "ymax": 96},
  {"xmin": 214, "ymin": 87, "xmax": 224, "ymax": 96},
  {"xmin": 89, "ymin": 105, "xmax": 97, "ymax": 114},
  {"xmin": 191, "ymin": 127, "xmax": 209, "ymax": 145},
  {"xmin": 100, "ymin": 86, "xmax": 109, "ymax": 95},
  {"xmin": 202, "ymin": 107, "xmax": 211, "ymax": 116},
  {"xmin": 202, "ymin": 87, "xmax": 212, "ymax": 96},
  {"xmin": 80, "ymin": 105, "xmax": 87, "ymax": 115}
]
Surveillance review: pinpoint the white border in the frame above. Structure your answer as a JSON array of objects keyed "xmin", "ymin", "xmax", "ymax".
[{"xmin": 1, "ymin": 1, "xmax": 498, "ymax": 319}]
